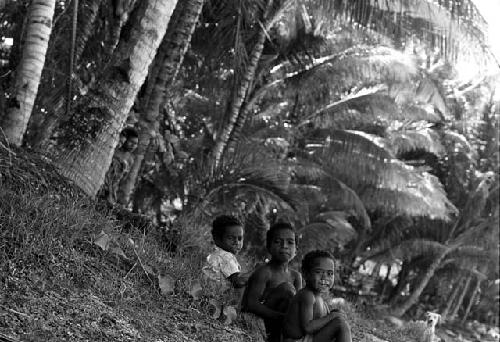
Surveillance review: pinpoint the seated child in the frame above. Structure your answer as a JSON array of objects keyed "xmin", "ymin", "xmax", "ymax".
[
  {"xmin": 283, "ymin": 250, "xmax": 352, "ymax": 342},
  {"xmin": 241, "ymin": 222, "xmax": 303, "ymax": 342},
  {"xmin": 202, "ymin": 215, "xmax": 248, "ymax": 292}
]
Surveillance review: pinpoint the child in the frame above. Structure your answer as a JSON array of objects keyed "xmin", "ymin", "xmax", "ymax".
[
  {"xmin": 241, "ymin": 222, "xmax": 303, "ymax": 342},
  {"xmin": 283, "ymin": 250, "xmax": 352, "ymax": 342},
  {"xmin": 202, "ymin": 215, "xmax": 248, "ymax": 291}
]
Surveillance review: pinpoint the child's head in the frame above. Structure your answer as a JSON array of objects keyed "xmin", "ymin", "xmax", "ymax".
[
  {"xmin": 212, "ymin": 215, "xmax": 244, "ymax": 254},
  {"xmin": 120, "ymin": 127, "xmax": 139, "ymax": 152},
  {"xmin": 266, "ymin": 222, "xmax": 297, "ymax": 263},
  {"xmin": 301, "ymin": 250, "xmax": 335, "ymax": 293}
]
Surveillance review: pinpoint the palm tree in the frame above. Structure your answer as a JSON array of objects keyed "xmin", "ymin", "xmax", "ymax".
[
  {"xmin": 119, "ymin": 0, "xmax": 205, "ymax": 203},
  {"xmin": 0, "ymin": 0, "xmax": 56, "ymax": 146},
  {"xmin": 28, "ymin": 0, "xmax": 104, "ymax": 148},
  {"xmin": 46, "ymin": 0, "xmax": 178, "ymax": 196}
]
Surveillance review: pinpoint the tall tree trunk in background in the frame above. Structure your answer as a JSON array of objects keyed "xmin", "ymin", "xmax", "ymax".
[
  {"xmin": 388, "ymin": 261, "xmax": 411, "ymax": 305},
  {"xmin": 119, "ymin": 0, "xmax": 204, "ymax": 204},
  {"xmin": 442, "ymin": 277, "xmax": 463, "ymax": 321},
  {"xmin": 105, "ymin": 0, "xmax": 139, "ymax": 55},
  {"xmin": 449, "ymin": 275, "xmax": 472, "ymax": 321},
  {"xmin": 210, "ymin": 0, "xmax": 273, "ymax": 166},
  {"xmin": 0, "ymin": 0, "xmax": 56, "ymax": 146},
  {"xmin": 462, "ymin": 278, "xmax": 481, "ymax": 323},
  {"xmin": 74, "ymin": 0, "xmax": 103, "ymax": 64},
  {"xmin": 391, "ymin": 250, "xmax": 450, "ymax": 317},
  {"xmin": 47, "ymin": 0, "xmax": 177, "ymax": 196},
  {"xmin": 29, "ymin": 0, "xmax": 104, "ymax": 148}
]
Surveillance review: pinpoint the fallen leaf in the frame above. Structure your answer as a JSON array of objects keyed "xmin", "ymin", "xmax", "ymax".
[
  {"xmin": 94, "ymin": 231, "xmax": 111, "ymax": 251},
  {"xmin": 109, "ymin": 246, "xmax": 128, "ymax": 260},
  {"xmin": 142, "ymin": 263, "xmax": 155, "ymax": 276},
  {"xmin": 188, "ymin": 280, "xmax": 203, "ymax": 300},
  {"xmin": 158, "ymin": 274, "xmax": 175, "ymax": 296},
  {"xmin": 221, "ymin": 305, "xmax": 237, "ymax": 325}
]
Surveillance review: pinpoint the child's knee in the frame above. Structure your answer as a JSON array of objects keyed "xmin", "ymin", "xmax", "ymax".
[{"xmin": 329, "ymin": 316, "xmax": 350, "ymax": 331}]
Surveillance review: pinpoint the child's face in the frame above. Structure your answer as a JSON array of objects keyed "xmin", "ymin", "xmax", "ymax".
[
  {"xmin": 124, "ymin": 137, "xmax": 139, "ymax": 152},
  {"xmin": 304, "ymin": 257, "xmax": 335, "ymax": 293},
  {"xmin": 268, "ymin": 228, "xmax": 296, "ymax": 263},
  {"xmin": 217, "ymin": 225, "xmax": 244, "ymax": 254}
]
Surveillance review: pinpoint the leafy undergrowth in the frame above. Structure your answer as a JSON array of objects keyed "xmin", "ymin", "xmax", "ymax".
[{"xmin": 0, "ymin": 145, "xmax": 422, "ymax": 342}]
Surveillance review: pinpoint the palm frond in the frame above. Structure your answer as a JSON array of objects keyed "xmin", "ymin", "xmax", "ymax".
[
  {"xmin": 322, "ymin": 178, "xmax": 371, "ymax": 230},
  {"xmin": 200, "ymin": 164, "xmax": 296, "ymax": 211},
  {"xmin": 298, "ymin": 216, "xmax": 358, "ymax": 254},
  {"xmin": 383, "ymin": 238, "xmax": 448, "ymax": 261},
  {"xmin": 388, "ymin": 128, "xmax": 445, "ymax": 157},
  {"xmin": 287, "ymin": 157, "xmax": 327, "ymax": 182},
  {"xmin": 361, "ymin": 186, "xmax": 456, "ymax": 220},
  {"xmin": 415, "ymin": 77, "xmax": 447, "ymax": 115},
  {"xmin": 299, "ymin": 128, "xmax": 456, "ymax": 220},
  {"xmin": 303, "ymin": 0, "xmax": 491, "ymax": 65},
  {"xmin": 288, "ymin": 183, "xmax": 327, "ymax": 206},
  {"xmin": 280, "ymin": 45, "xmax": 417, "ymax": 94},
  {"xmin": 448, "ymin": 246, "xmax": 496, "ymax": 263}
]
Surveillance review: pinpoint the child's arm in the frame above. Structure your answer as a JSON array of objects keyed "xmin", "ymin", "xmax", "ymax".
[
  {"xmin": 292, "ymin": 270, "xmax": 303, "ymax": 291},
  {"xmin": 245, "ymin": 268, "xmax": 284, "ymax": 320},
  {"xmin": 228, "ymin": 272, "xmax": 250, "ymax": 288},
  {"xmin": 299, "ymin": 293, "xmax": 343, "ymax": 335}
]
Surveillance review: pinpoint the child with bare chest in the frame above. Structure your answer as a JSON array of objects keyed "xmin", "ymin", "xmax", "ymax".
[
  {"xmin": 241, "ymin": 222, "xmax": 303, "ymax": 342},
  {"xmin": 283, "ymin": 250, "xmax": 351, "ymax": 342}
]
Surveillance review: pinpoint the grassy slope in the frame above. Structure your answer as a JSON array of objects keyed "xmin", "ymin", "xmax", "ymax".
[{"xmin": 0, "ymin": 145, "xmax": 420, "ymax": 342}]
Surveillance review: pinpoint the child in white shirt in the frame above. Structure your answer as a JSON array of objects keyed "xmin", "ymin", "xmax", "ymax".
[{"xmin": 202, "ymin": 215, "xmax": 248, "ymax": 291}]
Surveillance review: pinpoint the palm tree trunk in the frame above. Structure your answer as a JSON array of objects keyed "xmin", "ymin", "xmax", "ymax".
[
  {"xmin": 119, "ymin": 0, "xmax": 204, "ymax": 204},
  {"xmin": 48, "ymin": 0, "xmax": 177, "ymax": 196},
  {"xmin": 442, "ymin": 277, "xmax": 463, "ymax": 321},
  {"xmin": 210, "ymin": 0, "xmax": 273, "ymax": 166},
  {"xmin": 461, "ymin": 278, "xmax": 480, "ymax": 323},
  {"xmin": 449, "ymin": 275, "xmax": 472, "ymax": 321},
  {"xmin": 461, "ymin": 278, "xmax": 481, "ymax": 323},
  {"xmin": 106, "ymin": 0, "xmax": 139, "ymax": 55},
  {"xmin": 30, "ymin": 0, "xmax": 103, "ymax": 148},
  {"xmin": 388, "ymin": 261, "xmax": 411, "ymax": 305},
  {"xmin": 390, "ymin": 250, "xmax": 449, "ymax": 317},
  {"xmin": 75, "ymin": 0, "xmax": 103, "ymax": 63},
  {"xmin": 0, "ymin": 0, "xmax": 56, "ymax": 146}
]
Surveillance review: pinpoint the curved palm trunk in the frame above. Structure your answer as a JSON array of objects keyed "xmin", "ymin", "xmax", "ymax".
[
  {"xmin": 210, "ymin": 1, "xmax": 273, "ymax": 166},
  {"xmin": 388, "ymin": 260, "xmax": 412, "ymax": 305},
  {"xmin": 119, "ymin": 0, "xmax": 204, "ymax": 204},
  {"xmin": 442, "ymin": 277, "xmax": 463, "ymax": 320},
  {"xmin": 461, "ymin": 278, "xmax": 480, "ymax": 323},
  {"xmin": 390, "ymin": 249, "xmax": 450, "ymax": 317},
  {"xmin": 0, "ymin": 0, "xmax": 56, "ymax": 146},
  {"xmin": 139, "ymin": 0, "xmax": 186, "ymax": 110},
  {"xmin": 48, "ymin": 0, "xmax": 177, "ymax": 196},
  {"xmin": 449, "ymin": 275, "xmax": 472, "ymax": 321}
]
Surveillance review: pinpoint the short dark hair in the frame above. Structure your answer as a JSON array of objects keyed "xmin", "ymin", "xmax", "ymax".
[
  {"xmin": 121, "ymin": 127, "xmax": 138, "ymax": 139},
  {"xmin": 301, "ymin": 250, "xmax": 335, "ymax": 274},
  {"xmin": 212, "ymin": 215, "xmax": 242, "ymax": 241},
  {"xmin": 266, "ymin": 222, "xmax": 296, "ymax": 249}
]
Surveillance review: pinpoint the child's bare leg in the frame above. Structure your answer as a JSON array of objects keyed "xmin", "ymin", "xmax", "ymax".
[
  {"xmin": 313, "ymin": 316, "xmax": 352, "ymax": 342},
  {"xmin": 264, "ymin": 282, "xmax": 296, "ymax": 342}
]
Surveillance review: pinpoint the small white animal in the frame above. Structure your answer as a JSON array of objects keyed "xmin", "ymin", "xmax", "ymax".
[{"xmin": 421, "ymin": 312, "xmax": 441, "ymax": 342}]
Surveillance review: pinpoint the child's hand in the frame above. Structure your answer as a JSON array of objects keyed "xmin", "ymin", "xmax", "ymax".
[{"xmin": 328, "ymin": 309, "xmax": 347, "ymax": 322}]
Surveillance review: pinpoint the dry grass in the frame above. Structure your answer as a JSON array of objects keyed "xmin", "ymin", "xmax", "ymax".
[{"xmin": 0, "ymin": 145, "xmax": 421, "ymax": 342}]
